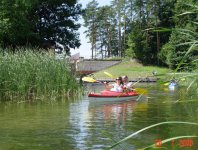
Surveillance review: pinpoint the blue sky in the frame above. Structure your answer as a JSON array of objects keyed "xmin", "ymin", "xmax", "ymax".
[{"xmin": 70, "ymin": 0, "xmax": 111, "ymax": 58}]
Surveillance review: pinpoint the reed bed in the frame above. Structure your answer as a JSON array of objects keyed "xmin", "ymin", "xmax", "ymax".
[{"xmin": 0, "ymin": 49, "xmax": 80, "ymax": 101}]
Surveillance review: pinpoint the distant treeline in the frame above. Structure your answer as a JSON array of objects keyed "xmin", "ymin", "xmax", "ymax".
[
  {"xmin": 0, "ymin": 0, "xmax": 197, "ymax": 70},
  {"xmin": 83, "ymin": 0, "xmax": 198, "ymax": 71}
]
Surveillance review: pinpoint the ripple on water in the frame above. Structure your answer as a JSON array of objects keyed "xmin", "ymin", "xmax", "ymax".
[{"xmin": 0, "ymin": 85, "xmax": 197, "ymax": 150}]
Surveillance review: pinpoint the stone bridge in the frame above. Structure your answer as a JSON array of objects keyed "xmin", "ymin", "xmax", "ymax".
[{"xmin": 70, "ymin": 59, "xmax": 121, "ymax": 75}]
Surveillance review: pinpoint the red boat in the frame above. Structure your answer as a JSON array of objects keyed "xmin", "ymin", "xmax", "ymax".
[{"xmin": 88, "ymin": 90, "xmax": 138, "ymax": 101}]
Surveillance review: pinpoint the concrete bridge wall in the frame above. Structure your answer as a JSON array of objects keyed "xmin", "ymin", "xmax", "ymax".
[{"xmin": 76, "ymin": 60, "xmax": 121, "ymax": 74}]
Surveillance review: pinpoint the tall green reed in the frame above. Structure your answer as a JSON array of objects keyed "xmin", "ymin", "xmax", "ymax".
[{"xmin": 0, "ymin": 48, "xmax": 80, "ymax": 101}]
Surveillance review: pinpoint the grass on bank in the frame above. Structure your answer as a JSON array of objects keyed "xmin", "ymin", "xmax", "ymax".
[
  {"xmin": 92, "ymin": 60, "xmax": 197, "ymax": 90},
  {"xmin": 0, "ymin": 49, "xmax": 80, "ymax": 101},
  {"xmin": 93, "ymin": 60, "xmax": 170, "ymax": 79}
]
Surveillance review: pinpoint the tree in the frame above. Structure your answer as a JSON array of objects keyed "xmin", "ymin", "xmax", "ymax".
[
  {"xmin": 0, "ymin": 0, "xmax": 34, "ymax": 48},
  {"xmin": 126, "ymin": 23, "xmax": 153, "ymax": 64},
  {"xmin": 126, "ymin": 0, "xmax": 176, "ymax": 65},
  {"xmin": 83, "ymin": 0, "xmax": 186, "ymax": 65},
  {"xmin": 96, "ymin": 6, "xmax": 111, "ymax": 58},
  {"xmin": 83, "ymin": 1, "xmax": 120, "ymax": 59},
  {"xmin": 83, "ymin": 0, "xmax": 99, "ymax": 59},
  {"xmin": 111, "ymin": 0, "xmax": 126, "ymax": 57},
  {"xmin": 0, "ymin": 0, "xmax": 82, "ymax": 54}
]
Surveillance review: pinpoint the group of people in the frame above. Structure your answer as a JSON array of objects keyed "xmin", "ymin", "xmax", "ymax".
[{"xmin": 104, "ymin": 76, "xmax": 134, "ymax": 92}]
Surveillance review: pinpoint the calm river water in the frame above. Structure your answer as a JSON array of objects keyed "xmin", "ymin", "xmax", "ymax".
[{"xmin": 0, "ymin": 84, "xmax": 197, "ymax": 150}]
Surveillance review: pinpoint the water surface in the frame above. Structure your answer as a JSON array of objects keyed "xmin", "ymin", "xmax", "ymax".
[{"xmin": 0, "ymin": 84, "xmax": 197, "ymax": 150}]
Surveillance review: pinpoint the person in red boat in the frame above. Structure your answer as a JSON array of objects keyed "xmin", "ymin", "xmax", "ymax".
[
  {"xmin": 122, "ymin": 75, "xmax": 134, "ymax": 91},
  {"xmin": 104, "ymin": 76, "xmax": 123, "ymax": 92}
]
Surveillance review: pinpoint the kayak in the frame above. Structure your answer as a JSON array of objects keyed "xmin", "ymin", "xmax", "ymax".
[
  {"xmin": 88, "ymin": 90, "xmax": 139, "ymax": 101},
  {"xmin": 168, "ymin": 82, "xmax": 178, "ymax": 90}
]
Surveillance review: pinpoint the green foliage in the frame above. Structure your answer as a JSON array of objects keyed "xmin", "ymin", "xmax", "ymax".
[
  {"xmin": 127, "ymin": 24, "xmax": 159, "ymax": 64},
  {"xmin": 0, "ymin": 0, "xmax": 82, "ymax": 52},
  {"xmin": 83, "ymin": 0, "xmax": 120, "ymax": 58},
  {"xmin": 0, "ymin": 0, "xmax": 31, "ymax": 46},
  {"xmin": 169, "ymin": 31, "xmax": 197, "ymax": 71},
  {"xmin": 158, "ymin": 42, "xmax": 174, "ymax": 67},
  {"xmin": 160, "ymin": 0, "xmax": 198, "ymax": 70},
  {"xmin": 125, "ymin": 35, "xmax": 136, "ymax": 58},
  {"xmin": 83, "ymin": 0, "xmax": 99, "ymax": 59},
  {"xmin": 0, "ymin": 48, "xmax": 80, "ymax": 101},
  {"xmin": 125, "ymin": 0, "xmax": 176, "ymax": 65},
  {"xmin": 83, "ymin": 0, "xmax": 197, "ymax": 71}
]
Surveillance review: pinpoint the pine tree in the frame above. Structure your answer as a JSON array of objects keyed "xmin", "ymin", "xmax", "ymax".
[{"xmin": 83, "ymin": 0, "xmax": 99, "ymax": 59}]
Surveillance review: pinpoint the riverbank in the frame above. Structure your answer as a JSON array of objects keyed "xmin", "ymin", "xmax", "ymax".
[{"xmin": 92, "ymin": 60, "xmax": 170, "ymax": 79}]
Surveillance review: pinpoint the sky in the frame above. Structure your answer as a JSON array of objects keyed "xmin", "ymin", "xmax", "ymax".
[{"xmin": 70, "ymin": 0, "xmax": 111, "ymax": 58}]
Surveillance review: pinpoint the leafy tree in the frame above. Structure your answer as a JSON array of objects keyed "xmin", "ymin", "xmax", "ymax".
[
  {"xmin": 0, "ymin": 0, "xmax": 82, "ymax": 54},
  {"xmin": 0, "ymin": 0, "xmax": 33, "ymax": 48},
  {"xmin": 34, "ymin": 0, "xmax": 82, "ymax": 53}
]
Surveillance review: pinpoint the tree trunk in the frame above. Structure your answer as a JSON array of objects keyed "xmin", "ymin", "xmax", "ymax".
[
  {"xmin": 130, "ymin": 0, "xmax": 133, "ymax": 21},
  {"xmin": 106, "ymin": 24, "xmax": 110, "ymax": 58},
  {"xmin": 157, "ymin": 31, "xmax": 160, "ymax": 65},
  {"xmin": 94, "ymin": 33, "xmax": 97, "ymax": 59},
  {"xmin": 109, "ymin": 28, "xmax": 112, "ymax": 57},
  {"xmin": 91, "ymin": 20, "xmax": 95, "ymax": 59},
  {"xmin": 118, "ymin": 12, "xmax": 122, "ymax": 57},
  {"xmin": 100, "ymin": 32, "xmax": 103, "ymax": 59},
  {"xmin": 155, "ymin": 3, "xmax": 160, "ymax": 65},
  {"xmin": 123, "ymin": 15, "xmax": 126, "ymax": 57},
  {"xmin": 91, "ymin": 37, "xmax": 94, "ymax": 59}
]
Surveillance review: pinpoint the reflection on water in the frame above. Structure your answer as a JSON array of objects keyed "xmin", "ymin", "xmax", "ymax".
[
  {"xmin": 89, "ymin": 100, "xmax": 147, "ymax": 124},
  {"xmin": 0, "ymin": 84, "xmax": 197, "ymax": 150},
  {"xmin": 69, "ymin": 99, "xmax": 147, "ymax": 149}
]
